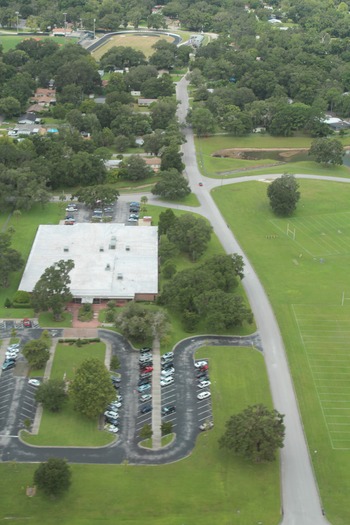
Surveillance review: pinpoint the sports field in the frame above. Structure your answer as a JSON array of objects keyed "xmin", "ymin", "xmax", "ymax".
[
  {"xmin": 293, "ymin": 304, "xmax": 350, "ymax": 450},
  {"xmin": 0, "ymin": 35, "xmax": 78, "ymax": 52},
  {"xmin": 271, "ymin": 210, "xmax": 350, "ymax": 257},
  {"xmin": 92, "ymin": 33, "xmax": 174, "ymax": 60}
]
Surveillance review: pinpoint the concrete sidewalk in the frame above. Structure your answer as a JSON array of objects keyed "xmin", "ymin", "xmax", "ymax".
[{"xmin": 151, "ymin": 338, "xmax": 161, "ymax": 449}]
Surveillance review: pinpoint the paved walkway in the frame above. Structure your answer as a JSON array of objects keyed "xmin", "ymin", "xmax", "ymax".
[{"xmin": 151, "ymin": 338, "xmax": 161, "ymax": 449}]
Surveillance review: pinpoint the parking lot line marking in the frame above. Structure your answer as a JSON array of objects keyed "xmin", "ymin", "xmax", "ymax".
[{"xmin": 0, "ymin": 434, "xmax": 18, "ymax": 438}]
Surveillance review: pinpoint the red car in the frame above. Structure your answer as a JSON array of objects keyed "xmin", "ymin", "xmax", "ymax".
[
  {"xmin": 198, "ymin": 182, "xmax": 203, "ymax": 186},
  {"xmin": 23, "ymin": 318, "xmax": 32, "ymax": 328},
  {"xmin": 200, "ymin": 364, "xmax": 209, "ymax": 372},
  {"xmin": 141, "ymin": 366, "xmax": 153, "ymax": 373}
]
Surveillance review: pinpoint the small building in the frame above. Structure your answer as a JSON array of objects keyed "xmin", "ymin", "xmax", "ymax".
[
  {"xmin": 104, "ymin": 159, "xmax": 122, "ymax": 170},
  {"xmin": 31, "ymin": 88, "xmax": 56, "ymax": 107},
  {"xmin": 18, "ymin": 113, "xmax": 36, "ymax": 125},
  {"xmin": 190, "ymin": 35, "xmax": 204, "ymax": 48},
  {"xmin": 323, "ymin": 117, "xmax": 350, "ymax": 132},
  {"xmin": 138, "ymin": 98, "xmax": 157, "ymax": 107},
  {"xmin": 131, "ymin": 90, "xmax": 141, "ymax": 97},
  {"xmin": 144, "ymin": 157, "xmax": 161, "ymax": 172}
]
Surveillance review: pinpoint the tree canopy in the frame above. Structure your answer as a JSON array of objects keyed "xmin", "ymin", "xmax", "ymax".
[
  {"xmin": 309, "ymin": 138, "xmax": 344, "ymax": 165},
  {"xmin": 167, "ymin": 214, "xmax": 212, "ymax": 261},
  {"xmin": 219, "ymin": 404, "xmax": 285, "ymax": 463},
  {"xmin": 267, "ymin": 174, "xmax": 300, "ymax": 217},
  {"xmin": 31, "ymin": 260, "xmax": 74, "ymax": 321},
  {"xmin": 152, "ymin": 169, "xmax": 191, "ymax": 200},
  {"xmin": 70, "ymin": 358, "xmax": 115, "ymax": 419},
  {"xmin": 0, "ymin": 232, "xmax": 24, "ymax": 288},
  {"xmin": 35, "ymin": 379, "xmax": 67, "ymax": 412},
  {"xmin": 34, "ymin": 458, "xmax": 72, "ymax": 497}
]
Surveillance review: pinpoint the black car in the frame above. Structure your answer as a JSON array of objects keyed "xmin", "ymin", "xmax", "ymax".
[
  {"xmin": 139, "ymin": 360, "xmax": 152, "ymax": 368},
  {"xmin": 138, "ymin": 377, "xmax": 151, "ymax": 386},
  {"xmin": 162, "ymin": 362, "xmax": 174, "ymax": 370},
  {"xmin": 140, "ymin": 347, "xmax": 152, "ymax": 354},
  {"xmin": 105, "ymin": 417, "xmax": 119, "ymax": 426},
  {"xmin": 140, "ymin": 372, "xmax": 152, "ymax": 379},
  {"xmin": 162, "ymin": 405, "xmax": 176, "ymax": 416},
  {"xmin": 140, "ymin": 404, "xmax": 152, "ymax": 414},
  {"xmin": 196, "ymin": 372, "xmax": 209, "ymax": 381}
]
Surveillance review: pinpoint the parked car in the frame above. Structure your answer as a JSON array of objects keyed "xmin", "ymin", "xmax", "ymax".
[
  {"xmin": 139, "ymin": 353, "xmax": 152, "ymax": 362},
  {"xmin": 197, "ymin": 391, "xmax": 211, "ymax": 400},
  {"xmin": 195, "ymin": 360, "xmax": 208, "ymax": 369},
  {"xmin": 107, "ymin": 401, "xmax": 122, "ymax": 410},
  {"xmin": 140, "ymin": 404, "xmax": 152, "ymax": 414},
  {"xmin": 129, "ymin": 214, "xmax": 139, "ymax": 219},
  {"xmin": 28, "ymin": 379, "xmax": 41, "ymax": 387},
  {"xmin": 199, "ymin": 364, "xmax": 209, "ymax": 372},
  {"xmin": 161, "ymin": 362, "xmax": 174, "ymax": 370},
  {"xmin": 23, "ymin": 318, "xmax": 32, "ymax": 328},
  {"xmin": 196, "ymin": 371, "xmax": 209, "ymax": 380},
  {"xmin": 5, "ymin": 351, "xmax": 18, "ymax": 359},
  {"xmin": 163, "ymin": 351, "xmax": 174, "ymax": 360},
  {"xmin": 2, "ymin": 360, "xmax": 15, "ymax": 371},
  {"xmin": 138, "ymin": 384, "xmax": 151, "ymax": 393},
  {"xmin": 138, "ymin": 377, "xmax": 151, "ymax": 386},
  {"xmin": 199, "ymin": 421, "xmax": 214, "ymax": 431},
  {"xmin": 141, "ymin": 366, "xmax": 153, "ymax": 373},
  {"xmin": 140, "ymin": 394, "xmax": 152, "ymax": 403},
  {"xmin": 140, "ymin": 372, "xmax": 152, "ymax": 380},
  {"xmin": 161, "ymin": 368, "xmax": 175, "ymax": 377},
  {"xmin": 7, "ymin": 343, "xmax": 20, "ymax": 350},
  {"xmin": 104, "ymin": 410, "xmax": 119, "ymax": 419},
  {"xmin": 160, "ymin": 376, "xmax": 174, "ymax": 387},
  {"xmin": 128, "ymin": 217, "xmax": 138, "ymax": 222},
  {"xmin": 198, "ymin": 380, "xmax": 211, "ymax": 389},
  {"xmin": 162, "ymin": 405, "xmax": 176, "ymax": 416},
  {"xmin": 104, "ymin": 424, "xmax": 119, "ymax": 433},
  {"xmin": 105, "ymin": 417, "xmax": 119, "ymax": 426},
  {"xmin": 140, "ymin": 347, "xmax": 151, "ymax": 354},
  {"xmin": 111, "ymin": 375, "xmax": 121, "ymax": 384}
]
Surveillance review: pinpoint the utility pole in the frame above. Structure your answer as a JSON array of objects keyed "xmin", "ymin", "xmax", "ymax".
[
  {"xmin": 63, "ymin": 12, "xmax": 67, "ymax": 37},
  {"xmin": 15, "ymin": 11, "xmax": 19, "ymax": 34}
]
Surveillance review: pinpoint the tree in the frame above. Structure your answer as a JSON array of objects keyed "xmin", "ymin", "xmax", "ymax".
[
  {"xmin": 267, "ymin": 174, "xmax": 300, "ymax": 217},
  {"xmin": 143, "ymin": 130, "xmax": 165, "ymax": 156},
  {"xmin": 140, "ymin": 423, "xmax": 153, "ymax": 440},
  {"xmin": 119, "ymin": 155, "xmax": 153, "ymax": 181},
  {"xmin": 152, "ymin": 169, "xmax": 191, "ymax": 200},
  {"xmin": 35, "ymin": 379, "xmax": 67, "ymax": 412},
  {"xmin": 195, "ymin": 290, "xmax": 252, "ymax": 330},
  {"xmin": 70, "ymin": 358, "xmax": 115, "ymax": 419},
  {"xmin": 160, "ymin": 144, "xmax": 184, "ymax": 172},
  {"xmin": 22, "ymin": 338, "xmax": 50, "ymax": 369},
  {"xmin": 73, "ymin": 185, "xmax": 119, "ymax": 209},
  {"xmin": 187, "ymin": 107, "xmax": 215, "ymax": 136},
  {"xmin": 0, "ymin": 232, "xmax": 24, "ymax": 288},
  {"xmin": 31, "ymin": 260, "xmax": 74, "ymax": 321},
  {"xmin": 167, "ymin": 214, "xmax": 212, "ymax": 261},
  {"xmin": 158, "ymin": 208, "xmax": 177, "ymax": 236},
  {"xmin": 219, "ymin": 404, "xmax": 285, "ymax": 463},
  {"xmin": 0, "ymin": 96, "xmax": 21, "ymax": 117},
  {"xmin": 161, "ymin": 421, "xmax": 173, "ymax": 436},
  {"xmin": 34, "ymin": 458, "xmax": 72, "ymax": 497},
  {"xmin": 309, "ymin": 137, "xmax": 344, "ymax": 165},
  {"xmin": 150, "ymin": 100, "xmax": 177, "ymax": 129},
  {"xmin": 116, "ymin": 301, "xmax": 153, "ymax": 343}
]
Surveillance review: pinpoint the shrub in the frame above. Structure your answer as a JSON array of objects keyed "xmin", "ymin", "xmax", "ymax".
[
  {"xmin": 105, "ymin": 310, "xmax": 115, "ymax": 323},
  {"xmin": 110, "ymin": 355, "xmax": 120, "ymax": 370},
  {"xmin": 162, "ymin": 262, "xmax": 177, "ymax": 279},
  {"xmin": 4, "ymin": 297, "xmax": 12, "ymax": 308},
  {"xmin": 13, "ymin": 290, "xmax": 30, "ymax": 304},
  {"xmin": 78, "ymin": 304, "xmax": 93, "ymax": 322}
]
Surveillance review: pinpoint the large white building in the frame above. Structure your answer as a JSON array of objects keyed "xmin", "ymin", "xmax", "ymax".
[{"xmin": 19, "ymin": 223, "xmax": 158, "ymax": 303}]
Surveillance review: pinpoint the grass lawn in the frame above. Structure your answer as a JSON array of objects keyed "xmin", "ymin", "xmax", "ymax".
[
  {"xmin": 0, "ymin": 346, "xmax": 280, "ymax": 525},
  {"xmin": 195, "ymin": 134, "xmax": 350, "ymax": 179},
  {"xmin": 22, "ymin": 342, "xmax": 113, "ymax": 447},
  {"xmin": 0, "ymin": 204, "xmax": 62, "ymax": 318},
  {"xmin": 212, "ymin": 179, "xmax": 350, "ymax": 525},
  {"xmin": 92, "ymin": 33, "xmax": 174, "ymax": 60},
  {"xmin": 0, "ymin": 35, "xmax": 78, "ymax": 52},
  {"xmin": 38, "ymin": 312, "xmax": 73, "ymax": 328}
]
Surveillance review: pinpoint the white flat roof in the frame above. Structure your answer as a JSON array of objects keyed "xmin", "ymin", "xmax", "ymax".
[{"xmin": 19, "ymin": 224, "xmax": 158, "ymax": 299}]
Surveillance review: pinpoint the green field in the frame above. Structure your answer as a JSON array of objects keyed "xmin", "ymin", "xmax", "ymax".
[
  {"xmin": 23, "ymin": 342, "xmax": 114, "ymax": 447},
  {"xmin": 0, "ymin": 35, "xmax": 78, "ymax": 52},
  {"xmin": 92, "ymin": 33, "xmax": 174, "ymax": 60},
  {"xmin": 1, "ymin": 346, "xmax": 280, "ymax": 525},
  {"xmin": 212, "ymin": 179, "xmax": 350, "ymax": 524}
]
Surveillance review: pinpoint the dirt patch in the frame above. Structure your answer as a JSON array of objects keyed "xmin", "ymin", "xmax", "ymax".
[{"xmin": 212, "ymin": 147, "xmax": 309, "ymax": 159}]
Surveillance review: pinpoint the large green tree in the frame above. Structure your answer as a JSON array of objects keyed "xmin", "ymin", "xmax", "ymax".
[
  {"xmin": 0, "ymin": 232, "xmax": 23, "ymax": 288},
  {"xmin": 70, "ymin": 358, "xmax": 115, "ymax": 419},
  {"xmin": 35, "ymin": 379, "xmax": 67, "ymax": 412},
  {"xmin": 152, "ymin": 169, "xmax": 191, "ymax": 200},
  {"xmin": 267, "ymin": 174, "xmax": 300, "ymax": 217},
  {"xmin": 219, "ymin": 404, "xmax": 285, "ymax": 463},
  {"xmin": 34, "ymin": 458, "xmax": 72, "ymax": 497},
  {"xmin": 116, "ymin": 301, "xmax": 153, "ymax": 343},
  {"xmin": 73, "ymin": 185, "xmax": 119, "ymax": 209},
  {"xmin": 309, "ymin": 137, "xmax": 344, "ymax": 165},
  {"xmin": 22, "ymin": 338, "xmax": 50, "ymax": 370},
  {"xmin": 119, "ymin": 155, "xmax": 153, "ymax": 181},
  {"xmin": 31, "ymin": 260, "xmax": 74, "ymax": 321},
  {"xmin": 167, "ymin": 214, "xmax": 212, "ymax": 261}
]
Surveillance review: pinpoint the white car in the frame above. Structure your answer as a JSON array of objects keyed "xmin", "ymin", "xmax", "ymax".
[
  {"xmin": 195, "ymin": 361, "xmax": 208, "ymax": 369},
  {"xmin": 108, "ymin": 402, "xmax": 122, "ymax": 410},
  {"xmin": 7, "ymin": 344, "xmax": 20, "ymax": 350},
  {"xmin": 104, "ymin": 410, "xmax": 119, "ymax": 419},
  {"xmin": 198, "ymin": 380, "xmax": 211, "ymax": 389},
  {"xmin": 197, "ymin": 391, "xmax": 211, "ymax": 400},
  {"xmin": 28, "ymin": 379, "xmax": 41, "ymax": 387},
  {"xmin": 6, "ymin": 351, "xmax": 19, "ymax": 359},
  {"xmin": 160, "ymin": 376, "xmax": 174, "ymax": 387},
  {"xmin": 163, "ymin": 352, "xmax": 174, "ymax": 360},
  {"xmin": 104, "ymin": 424, "xmax": 119, "ymax": 433},
  {"xmin": 139, "ymin": 353, "xmax": 152, "ymax": 362},
  {"xmin": 140, "ymin": 394, "xmax": 152, "ymax": 403}
]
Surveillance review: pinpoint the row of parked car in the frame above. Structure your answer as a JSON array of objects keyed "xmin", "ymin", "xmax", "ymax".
[
  {"xmin": 128, "ymin": 202, "xmax": 140, "ymax": 223},
  {"xmin": 2, "ymin": 343, "xmax": 21, "ymax": 371},
  {"xmin": 104, "ymin": 374, "xmax": 123, "ymax": 433},
  {"xmin": 138, "ymin": 347, "xmax": 153, "ymax": 414}
]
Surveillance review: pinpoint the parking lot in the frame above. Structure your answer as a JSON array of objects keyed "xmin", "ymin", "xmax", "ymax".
[
  {"xmin": 62, "ymin": 199, "xmax": 140, "ymax": 226},
  {"xmin": 0, "ymin": 370, "xmax": 38, "ymax": 436}
]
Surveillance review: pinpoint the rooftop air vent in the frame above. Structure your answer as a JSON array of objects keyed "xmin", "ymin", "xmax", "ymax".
[
  {"xmin": 126, "ymin": 245, "xmax": 130, "ymax": 251},
  {"xmin": 105, "ymin": 264, "xmax": 111, "ymax": 271},
  {"xmin": 109, "ymin": 236, "xmax": 116, "ymax": 250},
  {"xmin": 63, "ymin": 246, "xmax": 69, "ymax": 252},
  {"xmin": 117, "ymin": 273, "xmax": 123, "ymax": 280},
  {"xmin": 99, "ymin": 246, "xmax": 104, "ymax": 252}
]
